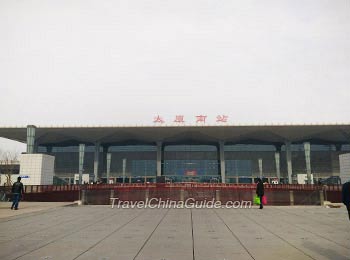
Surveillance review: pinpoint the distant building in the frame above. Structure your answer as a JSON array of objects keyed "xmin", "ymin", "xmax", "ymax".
[{"xmin": 1, "ymin": 124, "xmax": 350, "ymax": 184}]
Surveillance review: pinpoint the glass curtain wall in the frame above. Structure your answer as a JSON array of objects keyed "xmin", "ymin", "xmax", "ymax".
[
  {"xmin": 109, "ymin": 145, "xmax": 157, "ymax": 183},
  {"xmin": 163, "ymin": 145, "xmax": 219, "ymax": 182},
  {"xmin": 224, "ymin": 145, "xmax": 276, "ymax": 183}
]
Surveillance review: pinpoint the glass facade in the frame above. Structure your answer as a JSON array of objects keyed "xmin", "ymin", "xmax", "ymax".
[
  {"xmin": 38, "ymin": 142, "xmax": 349, "ymax": 184},
  {"xmin": 131, "ymin": 160, "xmax": 157, "ymax": 177},
  {"xmin": 226, "ymin": 160, "xmax": 252, "ymax": 176},
  {"xmin": 163, "ymin": 145, "xmax": 220, "ymax": 182}
]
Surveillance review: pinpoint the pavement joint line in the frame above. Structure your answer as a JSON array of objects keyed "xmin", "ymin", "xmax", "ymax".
[
  {"xmin": 212, "ymin": 209, "xmax": 255, "ymax": 260},
  {"xmin": 0, "ymin": 209, "xmax": 85, "ymax": 244},
  {"xmin": 269, "ymin": 207, "xmax": 350, "ymax": 250},
  {"xmin": 0, "ymin": 205, "xmax": 68, "ymax": 224},
  {"xmin": 238, "ymin": 209, "xmax": 316, "ymax": 260},
  {"xmin": 190, "ymin": 209, "xmax": 195, "ymax": 260},
  {"xmin": 3, "ymin": 210, "xmax": 71, "ymax": 229},
  {"xmin": 72, "ymin": 209, "xmax": 146, "ymax": 260},
  {"xmin": 0, "ymin": 207, "xmax": 70, "ymax": 229},
  {"xmin": 276, "ymin": 206, "xmax": 349, "ymax": 229},
  {"xmin": 11, "ymin": 207, "xmax": 128, "ymax": 260},
  {"xmin": 275, "ymin": 206, "xmax": 346, "ymax": 227},
  {"xmin": 132, "ymin": 208, "xmax": 170, "ymax": 260}
]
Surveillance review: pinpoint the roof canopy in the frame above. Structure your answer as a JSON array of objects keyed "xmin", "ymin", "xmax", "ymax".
[{"xmin": 1, "ymin": 125, "xmax": 350, "ymax": 147}]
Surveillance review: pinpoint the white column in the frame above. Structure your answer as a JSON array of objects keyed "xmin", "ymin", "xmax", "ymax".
[
  {"xmin": 258, "ymin": 158, "xmax": 263, "ymax": 179},
  {"xmin": 286, "ymin": 142, "xmax": 293, "ymax": 184},
  {"xmin": 106, "ymin": 153, "xmax": 112, "ymax": 183},
  {"xmin": 304, "ymin": 142, "xmax": 312, "ymax": 184},
  {"xmin": 156, "ymin": 141, "xmax": 162, "ymax": 177},
  {"xmin": 219, "ymin": 141, "xmax": 226, "ymax": 183},
  {"xmin": 101, "ymin": 145, "xmax": 109, "ymax": 180},
  {"xmin": 122, "ymin": 158, "xmax": 127, "ymax": 183},
  {"xmin": 78, "ymin": 144, "xmax": 85, "ymax": 184},
  {"xmin": 93, "ymin": 142, "xmax": 100, "ymax": 182},
  {"xmin": 275, "ymin": 152, "xmax": 281, "ymax": 180}
]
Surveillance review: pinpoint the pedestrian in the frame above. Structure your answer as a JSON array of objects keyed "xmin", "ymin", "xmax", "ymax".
[
  {"xmin": 11, "ymin": 177, "xmax": 24, "ymax": 210},
  {"xmin": 256, "ymin": 178, "xmax": 264, "ymax": 209},
  {"xmin": 342, "ymin": 180, "xmax": 350, "ymax": 220}
]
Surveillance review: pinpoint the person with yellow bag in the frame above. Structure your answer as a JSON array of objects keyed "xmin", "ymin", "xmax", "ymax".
[{"xmin": 255, "ymin": 178, "xmax": 264, "ymax": 209}]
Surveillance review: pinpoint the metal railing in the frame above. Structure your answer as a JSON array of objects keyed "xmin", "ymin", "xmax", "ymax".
[
  {"xmin": 14, "ymin": 183, "xmax": 342, "ymax": 193},
  {"xmin": 0, "ymin": 183, "xmax": 340, "ymax": 205}
]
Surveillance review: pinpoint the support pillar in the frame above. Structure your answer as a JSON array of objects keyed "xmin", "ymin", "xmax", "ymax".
[
  {"xmin": 275, "ymin": 152, "xmax": 281, "ymax": 181},
  {"xmin": 78, "ymin": 144, "xmax": 85, "ymax": 184},
  {"xmin": 258, "ymin": 158, "xmax": 263, "ymax": 179},
  {"xmin": 304, "ymin": 142, "xmax": 312, "ymax": 184},
  {"xmin": 26, "ymin": 125, "xmax": 36, "ymax": 154},
  {"xmin": 122, "ymin": 158, "xmax": 127, "ymax": 184},
  {"xmin": 285, "ymin": 142, "xmax": 293, "ymax": 184},
  {"xmin": 330, "ymin": 145, "xmax": 339, "ymax": 177},
  {"xmin": 101, "ymin": 145, "xmax": 109, "ymax": 179},
  {"xmin": 156, "ymin": 141, "xmax": 163, "ymax": 177},
  {"xmin": 93, "ymin": 142, "xmax": 100, "ymax": 182},
  {"xmin": 106, "ymin": 153, "xmax": 112, "ymax": 183},
  {"xmin": 219, "ymin": 141, "xmax": 226, "ymax": 183}
]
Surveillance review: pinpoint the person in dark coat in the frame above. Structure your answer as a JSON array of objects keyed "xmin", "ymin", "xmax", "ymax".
[
  {"xmin": 342, "ymin": 180, "xmax": 350, "ymax": 220},
  {"xmin": 11, "ymin": 177, "xmax": 24, "ymax": 210},
  {"xmin": 256, "ymin": 178, "xmax": 264, "ymax": 209}
]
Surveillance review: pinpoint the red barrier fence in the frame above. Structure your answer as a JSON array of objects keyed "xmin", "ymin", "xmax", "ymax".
[
  {"xmin": 1, "ymin": 184, "xmax": 342, "ymax": 205},
  {"xmin": 18, "ymin": 183, "xmax": 342, "ymax": 193}
]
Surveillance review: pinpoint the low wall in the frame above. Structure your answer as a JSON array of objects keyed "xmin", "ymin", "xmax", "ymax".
[{"xmin": 1, "ymin": 183, "xmax": 340, "ymax": 206}]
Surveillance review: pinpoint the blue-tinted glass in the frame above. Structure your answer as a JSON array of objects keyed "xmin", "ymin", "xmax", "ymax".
[
  {"xmin": 131, "ymin": 160, "xmax": 156, "ymax": 176},
  {"xmin": 226, "ymin": 160, "xmax": 252, "ymax": 177},
  {"xmin": 225, "ymin": 145, "xmax": 275, "ymax": 152},
  {"xmin": 163, "ymin": 160, "xmax": 219, "ymax": 176}
]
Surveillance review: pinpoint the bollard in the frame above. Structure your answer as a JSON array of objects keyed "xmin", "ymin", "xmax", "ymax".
[
  {"xmin": 145, "ymin": 189, "xmax": 149, "ymax": 201},
  {"xmin": 180, "ymin": 189, "xmax": 185, "ymax": 202},
  {"xmin": 81, "ymin": 190, "xmax": 86, "ymax": 205},
  {"xmin": 215, "ymin": 190, "xmax": 220, "ymax": 202},
  {"xmin": 289, "ymin": 190, "xmax": 294, "ymax": 206},
  {"xmin": 110, "ymin": 190, "xmax": 114, "ymax": 205},
  {"xmin": 319, "ymin": 190, "xmax": 324, "ymax": 206}
]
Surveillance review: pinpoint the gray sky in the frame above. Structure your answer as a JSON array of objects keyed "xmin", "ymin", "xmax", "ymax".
[{"xmin": 1, "ymin": 0, "xmax": 350, "ymax": 151}]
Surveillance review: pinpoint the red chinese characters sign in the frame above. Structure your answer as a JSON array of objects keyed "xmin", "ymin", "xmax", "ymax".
[
  {"xmin": 153, "ymin": 115, "xmax": 165, "ymax": 124},
  {"xmin": 174, "ymin": 115, "xmax": 185, "ymax": 123},
  {"xmin": 153, "ymin": 115, "xmax": 229, "ymax": 124},
  {"xmin": 195, "ymin": 115, "xmax": 207, "ymax": 123},
  {"xmin": 216, "ymin": 115, "xmax": 228, "ymax": 123}
]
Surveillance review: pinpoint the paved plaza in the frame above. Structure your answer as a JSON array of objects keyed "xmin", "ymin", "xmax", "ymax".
[{"xmin": 0, "ymin": 204, "xmax": 349, "ymax": 260}]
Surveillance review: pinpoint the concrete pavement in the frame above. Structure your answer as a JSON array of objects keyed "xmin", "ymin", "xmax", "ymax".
[
  {"xmin": 0, "ymin": 202, "xmax": 75, "ymax": 219},
  {"xmin": 0, "ymin": 205, "xmax": 349, "ymax": 260}
]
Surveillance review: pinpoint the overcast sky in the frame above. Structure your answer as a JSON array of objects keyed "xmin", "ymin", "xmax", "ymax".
[{"xmin": 0, "ymin": 0, "xmax": 350, "ymax": 151}]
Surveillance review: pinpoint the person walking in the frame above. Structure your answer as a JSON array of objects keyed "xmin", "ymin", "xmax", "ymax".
[
  {"xmin": 342, "ymin": 180, "xmax": 350, "ymax": 220},
  {"xmin": 11, "ymin": 177, "xmax": 24, "ymax": 210},
  {"xmin": 256, "ymin": 178, "xmax": 264, "ymax": 209}
]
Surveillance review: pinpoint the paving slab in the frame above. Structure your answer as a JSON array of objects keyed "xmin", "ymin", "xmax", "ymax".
[
  {"xmin": 237, "ymin": 207, "xmax": 350, "ymax": 260},
  {"xmin": 75, "ymin": 208, "xmax": 167, "ymax": 260},
  {"xmin": 134, "ymin": 208, "xmax": 193, "ymax": 260},
  {"xmin": 215, "ymin": 208, "xmax": 313, "ymax": 260},
  {"xmin": 0, "ymin": 202, "xmax": 75, "ymax": 219},
  {"xmin": 0, "ymin": 205, "xmax": 349, "ymax": 260}
]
